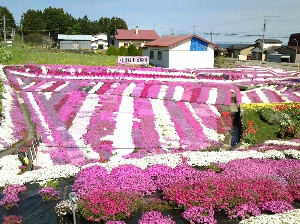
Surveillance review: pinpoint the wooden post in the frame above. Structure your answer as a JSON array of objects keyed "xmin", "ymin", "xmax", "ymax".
[
  {"xmin": 35, "ymin": 146, "xmax": 38, "ymax": 170},
  {"xmin": 99, "ymin": 147, "xmax": 103, "ymax": 163}
]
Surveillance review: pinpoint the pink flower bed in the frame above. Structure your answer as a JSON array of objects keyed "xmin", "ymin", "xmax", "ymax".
[
  {"xmin": 3, "ymin": 64, "xmax": 300, "ymax": 164},
  {"xmin": 71, "ymin": 158, "xmax": 300, "ymax": 222}
]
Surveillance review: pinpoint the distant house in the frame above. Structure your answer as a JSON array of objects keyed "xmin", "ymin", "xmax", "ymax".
[
  {"xmin": 58, "ymin": 34, "xmax": 92, "ymax": 50},
  {"xmin": 251, "ymin": 47, "xmax": 263, "ymax": 60},
  {"xmin": 114, "ymin": 26, "xmax": 160, "ymax": 48},
  {"xmin": 252, "ymin": 39, "xmax": 283, "ymax": 60},
  {"xmin": 277, "ymin": 33, "xmax": 300, "ymax": 63},
  {"xmin": 142, "ymin": 35, "xmax": 217, "ymax": 69},
  {"xmin": 91, "ymin": 33, "xmax": 108, "ymax": 50},
  {"xmin": 255, "ymin": 39, "xmax": 283, "ymax": 50},
  {"xmin": 227, "ymin": 44, "xmax": 255, "ymax": 58}
]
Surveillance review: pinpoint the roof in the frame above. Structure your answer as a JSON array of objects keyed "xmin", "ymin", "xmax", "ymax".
[
  {"xmin": 58, "ymin": 34, "xmax": 92, "ymax": 41},
  {"xmin": 255, "ymin": 39, "xmax": 283, "ymax": 44},
  {"xmin": 288, "ymin": 34, "xmax": 300, "ymax": 46},
  {"xmin": 251, "ymin": 47, "xmax": 263, "ymax": 52},
  {"xmin": 115, "ymin": 29, "xmax": 160, "ymax": 40},
  {"xmin": 229, "ymin": 44, "xmax": 255, "ymax": 50},
  {"xmin": 265, "ymin": 45, "xmax": 281, "ymax": 52},
  {"xmin": 276, "ymin": 45, "xmax": 300, "ymax": 52},
  {"xmin": 144, "ymin": 35, "xmax": 216, "ymax": 48}
]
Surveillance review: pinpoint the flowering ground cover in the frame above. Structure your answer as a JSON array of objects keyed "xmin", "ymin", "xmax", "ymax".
[
  {"xmin": 0, "ymin": 64, "xmax": 300, "ymax": 223},
  {"xmin": 0, "ymin": 66, "xmax": 28, "ymax": 150}
]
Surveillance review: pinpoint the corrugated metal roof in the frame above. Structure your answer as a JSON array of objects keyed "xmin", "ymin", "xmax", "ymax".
[
  {"xmin": 144, "ymin": 35, "xmax": 215, "ymax": 48},
  {"xmin": 115, "ymin": 29, "xmax": 160, "ymax": 40},
  {"xmin": 58, "ymin": 34, "xmax": 92, "ymax": 41}
]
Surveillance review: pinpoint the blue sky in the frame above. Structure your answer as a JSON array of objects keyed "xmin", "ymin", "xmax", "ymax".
[{"xmin": 2, "ymin": 0, "xmax": 299, "ymax": 44}]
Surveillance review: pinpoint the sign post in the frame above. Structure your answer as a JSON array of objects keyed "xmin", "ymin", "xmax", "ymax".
[{"xmin": 118, "ymin": 56, "xmax": 149, "ymax": 67}]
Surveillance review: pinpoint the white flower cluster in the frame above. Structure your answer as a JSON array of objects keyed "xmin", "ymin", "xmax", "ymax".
[
  {"xmin": 183, "ymin": 150, "xmax": 286, "ymax": 167},
  {"xmin": 0, "ymin": 65, "xmax": 16, "ymax": 149},
  {"xmin": 150, "ymin": 98, "xmax": 180, "ymax": 150},
  {"xmin": 0, "ymin": 155, "xmax": 26, "ymax": 186},
  {"xmin": 284, "ymin": 149, "xmax": 300, "ymax": 159},
  {"xmin": 264, "ymin": 140, "xmax": 300, "ymax": 146},
  {"xmin": 239, "ymin": 209, "xmax": 300, "ymax": 224}
]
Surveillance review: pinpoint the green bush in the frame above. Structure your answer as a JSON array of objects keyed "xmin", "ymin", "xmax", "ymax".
[
  {"xmin": 106, "ymin": 45, "xmax": 119, "ymax": 56},
  {"xmin": 118, "ymin": 46, "xmax": 128, "ymax": 56},
  {"xmin": 137, "ymin": 47, "xmax": 143, "ymax": 56},
  {"xmin": 128, "ymin": 44, "xmax": 138, "ymax": 56},
  {"xmin": 0, "ymin": 46, "xmax": 12, "ymax": 62},
  {"xmin": 258, "ymin": 108, "xmax": 283, "ymax": 125}
]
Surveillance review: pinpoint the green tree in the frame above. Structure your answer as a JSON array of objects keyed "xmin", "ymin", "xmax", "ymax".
[
  {"xmin": 109, "ymin": 16, "xmax": 128, "ymax": 36},
  {"xmin": 43, "ymin": 7, "xmax": 72, "ymax": 35},
  {"xmin": 106, "ymin": 45, "xmax": 119, "ymax": 56},
  {"xmin": 0, "ymin": 6, "xmax": 16, "ymax": 40},
  {"xmin": 97, "ymin": 16, "xmax": 128, "ymax": 37},
  {"xmin": 78, "ymin": 15, "xmax": 98, "ymax": 34},
  {"xmin": 118, "ymin": 46, "xmax": 128, "ymax": 56},
  {"xmin": 128, "ymin": 44, "xmax": 138, "ymax": 56},
  {"xmin": 21, "ymin": 10, "xmax": 46, "ymax": 35},
  {"xmin": 98, "ymin": 17, "xmax": 111, "ymax": 34}
]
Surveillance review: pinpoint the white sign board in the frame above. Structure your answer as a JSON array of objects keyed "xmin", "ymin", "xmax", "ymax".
[{"xmin": 118, "ymin": 56, "xmax": 149, "ymax": 65}]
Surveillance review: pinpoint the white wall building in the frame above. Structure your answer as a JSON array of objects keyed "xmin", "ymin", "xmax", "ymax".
[
  {"xmin": 142, "ymin": 35, "xmax": 216, "ymax": 69},
  {"xmin": 91, "ymin": 33, "xmax": 108, "ymax": 50}
]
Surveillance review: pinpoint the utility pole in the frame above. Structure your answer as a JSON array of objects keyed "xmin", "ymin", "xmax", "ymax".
[
  {"xmin": 170, "ymin": 28, "xmax": 174, "ymax": 35},
  {"xmin": 3, "ymin": 16, "xmax": 6, "ymax": 45},
  {"xmin": 262, "ymin": 16, "xmax": 266, "ymax": 61},
  {"xmin": 210, "ymin": 30, "xmax": 214, "ymax": 42},
  {"xmin": 21, "ymin": 23, "xmax": 23, "ymax": 44},
  {"xmin": 192, "ymin": 25, "xmax": 197, "ymax": 35}
]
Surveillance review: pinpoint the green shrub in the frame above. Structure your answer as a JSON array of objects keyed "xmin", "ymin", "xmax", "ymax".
[
  {"xmin": 40, "ymin": 179, "xmax": 59, "ymax": 189},
  {"xmin": 128, "ymin": 44, "xmax": 138, "ymax": 56},
  {"xmin": 258, "ymin": 108, "xmax": 283, "ymax": 125},
  {"xmin": 118, "ymin": 46, "xmax": 128, "ymax": 56},
  {"xmin": 106, "ymin": 45, "xmax": 119, "ymax": 56},
  {"xmin": 0, "ymin": 46, "xmax": 12, "ymax": 62},
  {"xmin": 137, "ymin": 47, "xmax": 143, "ymax": 56}
]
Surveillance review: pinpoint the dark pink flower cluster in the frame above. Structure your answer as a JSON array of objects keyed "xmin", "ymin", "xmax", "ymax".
[
  {"xmin": 38, "ymin": 187, "xmax": 60, "ymax": 201},
  {"xmin": 182, "ymin": 206, "xmax": 216, "ymax": 224},
  {"xmin": 258, "ymin": 200, "xmax": 294, "ymax": 214},
  {"xmin": 77, "ymin": 189, "xmax": 140, "ymax": 222},
  {"xmin": 163, "ymin": 177, "xmax": 293, "ymax": 210},
  {"xmin": 227, "ymin": 202, "xmax": 261, "ymax": 220},
  {"xmin": 71, "ymin": 158, "xmax": 300, "ymax": 223},
  {"xmin": 0, "ymin": 184, "xmax": 26, "ymax": 209},
  {"xmin": 2, "ymin": 215, "xmax": 23, "ymax": 224},
  {"xmin": 139, "ymin": 211, "xmax": 176, "ymax": 224}
]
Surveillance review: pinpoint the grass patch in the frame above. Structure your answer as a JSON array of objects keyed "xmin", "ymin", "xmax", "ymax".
[
  {"xmin": 241, "ymin": 103, "xmax": 300, "ymax": 145},
  {"xmin": 5, "ymin": 45, "xmax": 118, "ymax": 66}
]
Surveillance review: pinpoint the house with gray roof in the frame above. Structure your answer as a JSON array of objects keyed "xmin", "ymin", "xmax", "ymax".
[
  {"xmin": 276, "ymin": 33, "xmax": 300, "ymax": 63},
  {"xmin": 227, "ymin": 44, "xmax": 255, "ymax": 58}
]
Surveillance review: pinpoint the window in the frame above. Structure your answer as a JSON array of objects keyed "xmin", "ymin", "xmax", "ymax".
[
  {"xmin": 124, "ymin": 42, "xmax": 128, "ymax": 47},
  {"xmin": 150, "ymin": 50, "xmax": 154, "ymax": 59},
  {"xmin": 158, "ymin": 51, "xmax": 162, "ymax": 60}
]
